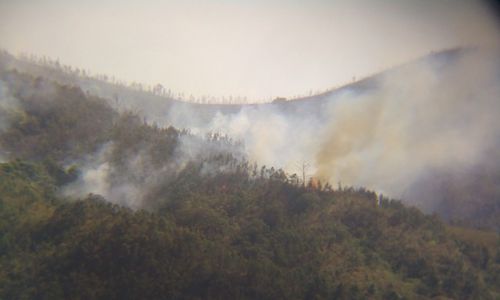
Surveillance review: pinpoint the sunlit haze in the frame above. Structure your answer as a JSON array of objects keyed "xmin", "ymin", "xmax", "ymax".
[{"xmin": 1, "ymin": 0, "xmax": 499, "ymax": 101}]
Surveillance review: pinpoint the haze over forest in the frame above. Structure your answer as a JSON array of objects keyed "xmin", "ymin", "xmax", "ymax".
[{"xmin": 1, "ymin": 0, "xmax": 500, "ymax": 299}]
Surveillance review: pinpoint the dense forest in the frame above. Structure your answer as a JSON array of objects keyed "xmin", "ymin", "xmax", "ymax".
[
  {"xmin": 3, "ymin": 48, "xmax": 500, "ymax": 233},
  {"xmin": 0, "ymin": 63, "xmax": 499, "ymax": 299}
]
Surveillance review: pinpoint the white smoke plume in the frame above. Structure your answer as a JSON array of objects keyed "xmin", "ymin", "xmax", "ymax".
[
  {"xmin": 165, "ymin": 47, "xmax": 500, "ymax": 215},
  {"xmin": 1, "ymin": 0, "xmax": 499, "ymax": 219},
  {"xmin": 315, "ymin": 49, "xmax": 500, "ymax": 201},
  {"xmin": 61, "ymin": 131, "xmax": 245, "ymax": 209}
]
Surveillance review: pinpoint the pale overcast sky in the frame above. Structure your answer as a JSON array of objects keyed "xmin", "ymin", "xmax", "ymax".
[{"xmin": 0, "ymin": 0, "xmax": 499, "ymax": 101}]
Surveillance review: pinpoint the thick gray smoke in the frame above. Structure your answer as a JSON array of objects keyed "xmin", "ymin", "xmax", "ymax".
[
  {"xmin": 62, "ymin": 133, "xmax": 245, "ymax": 209},
  {"xmin": 156, "ymin": 48, "xmax": 500, "ymax": 216},
  {"xmin": 314, "ymin": 49, "xmax": 500, "ymax": 206},
  {"xmin": 2, "ymin": 46, "xmax": 499, "ymax": 220}
]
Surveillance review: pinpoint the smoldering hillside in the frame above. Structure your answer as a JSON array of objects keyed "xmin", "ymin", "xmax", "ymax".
[
  {"xmin": 1, "ymin": 47, "xmax": 499, "ymax": 229},
  {"xmin": 178, "ymin": 47, "xmax": 500, "ymax": 227},
  {"xmin": 313, "ymin": 48, "xmax": 500, "ymax": 226},
  {"xmin": 0, "ymin": 68, "xmax": 246, "ymax": 211}
]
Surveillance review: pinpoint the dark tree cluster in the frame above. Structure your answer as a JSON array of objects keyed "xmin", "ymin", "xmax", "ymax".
[{"xmin": 0, "ymin": 59, "xmax": 499, "ymax": 300}]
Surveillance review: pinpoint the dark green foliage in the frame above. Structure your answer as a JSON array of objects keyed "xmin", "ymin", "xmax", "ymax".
[
  {"xmin": 0, "ymin": 160, "xmax": 499, "ymax": 299},
  {"xmin": 0, "ymin": 67, "xmax": 499, "ymax": 299},
  {"xmin": 0, "ymin": 70, "xmax": 117, "ymax": 161}
]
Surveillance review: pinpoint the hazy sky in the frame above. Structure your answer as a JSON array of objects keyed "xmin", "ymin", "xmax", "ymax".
[{"xmin": 1, "ymin": 0, "xmax": 499, "ymax": 101}]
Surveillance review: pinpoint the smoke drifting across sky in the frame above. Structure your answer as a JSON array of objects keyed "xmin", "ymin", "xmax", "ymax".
[
  {"xmin": 188, "ymin": 47, "xmax": 500, "ymax": 218},
  {"xmin": 0, "ymin": 0, "xmax": 499, "ymax": 101},
  {"xmin": 0, "ymin": 0, "xmax": 499, "ymax": 222}
]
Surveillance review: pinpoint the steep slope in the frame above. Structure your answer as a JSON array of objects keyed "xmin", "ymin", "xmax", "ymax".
[
  {"xmin": 2, "ymin": 47, "xmax": 499, "ymax": 231},
  {"xmin": 0, "ymin": 69, "xmax": 499, "ymax": 299},
  {"xmin": 0, "ymin": 48, "xmax": 468, "ymax": 126},
  {"xmin": 1, "ymin": 159, "xmax": 499, "ymax": 299}
]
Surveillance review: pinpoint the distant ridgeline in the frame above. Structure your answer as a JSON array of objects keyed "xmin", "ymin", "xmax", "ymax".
[
  {"xmin": 0, "ymin": 48, "xmax": 466, "ymax": 126},
  {"xmin": 0, "ymin": 49, "xmax": 329, "ymax": 106},
  {"xmin": 0, "ymin": 55, "xmax": 499, "ymax": 299},
  {"xmin": 1, "ymin": 46, "xmax": 498, "ymax": 232}
]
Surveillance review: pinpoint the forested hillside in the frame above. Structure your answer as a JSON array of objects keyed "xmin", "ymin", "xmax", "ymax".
[
  {"xmin": 3, "ymin": 48, "xmax": 500, "ymax": 233},
  {"xmin": 0, "ymin": 64, "xmax": 499, "ymax": 299},
  {"xmin": 1, "ymin": 159, "xmax": 499, "ymax": 299}
]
